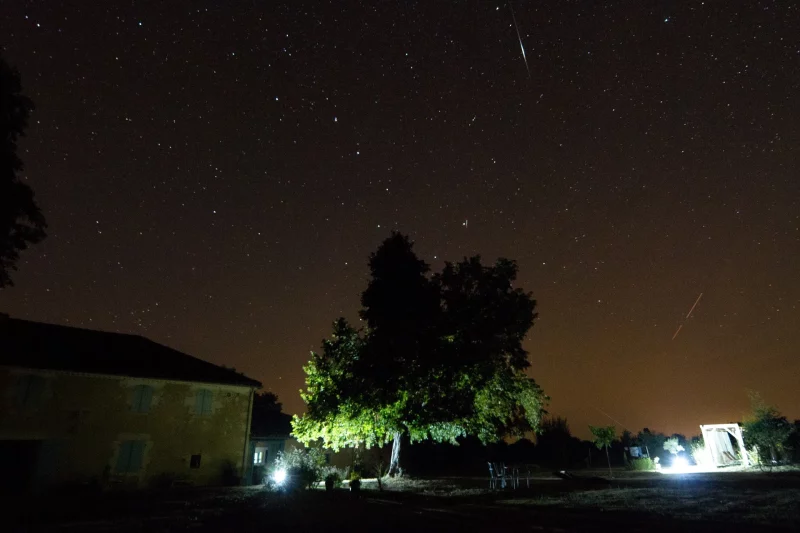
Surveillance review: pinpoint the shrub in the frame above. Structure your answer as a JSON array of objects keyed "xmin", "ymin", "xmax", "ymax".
[
  {"xmin": 628, "ymin": 457, "xmax": 655, "ymax": 471},
  {"xmin": 323, "ymin": 466, "xmax": 347, "ymax": 488},
  {"xmin": 273, "ymin": 447, "xmax": 327, "ymax": 490},
  {"xmin": 689, "ymin": 438, "xmax": 710, "ymax": 466},
  {"xmin": 743, "ymin": 392, "xmax": 793, "ymax": 464},
  {"xmin": 663, "ymin": 437, "xmax": 685, "ymax": 456},
  {"xmin": 747, "ymin": 446, "xmax": 762, "ymax": 467}
]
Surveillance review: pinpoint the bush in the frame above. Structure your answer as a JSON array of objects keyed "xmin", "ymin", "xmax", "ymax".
[
  {"xmin": 689, "ymin": 438, "xmax": 710, "ymax": 466},
  {"xmin": 663, "ymin": 437, "xmax": 685, "ymax": 456},
  {"xmin": 323, "ymin": 466, "xmax": 347, "ymax": 488},
  {"xmin": 628, "ymin": 457, "xmax": 655, "ymax": 471},
  {"xmin": 273, "ymin": 448, "xmax": 327, "ymax": 490}
]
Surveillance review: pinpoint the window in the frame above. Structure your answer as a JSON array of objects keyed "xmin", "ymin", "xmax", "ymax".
[
  {"xmin": 131, "ymin": 385, "xmax": 154, "ymax": 413},
  {"xmin": 116, "ymin": 440, "xmax": 146, "ymax": 473},
  {"xmin": 190, "ymin": 454, "xmax": 202, "ymax": 468},
  {"xmin": 253, "ymin": 448, "xmax": 267, "ymax": 465},
  {"xmin": 195, "ymin": 389, "xmax": 213, "ymax": 415},
  {"xmin": 17, "ymin": 374, "xmax": 46, "ymax": 408}
]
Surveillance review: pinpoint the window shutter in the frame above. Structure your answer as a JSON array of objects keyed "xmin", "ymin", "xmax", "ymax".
[
  {"xmin": 132, "ymin": 385, "xmax": 153, "ymax": 412},
  {"xmin": 196, "ymin": 389, "xmax": 212, "ymax": 415},
  {"xmin": 195, "ymin": 390, "xmax": 205, "ymax": 414},
  {"xmin": 116, "ymin": 441, "xmax": 132, "ymax": 472},
  {"xmin": 202, "ymin": 390, "xmax": 213, "ymax": 414}
]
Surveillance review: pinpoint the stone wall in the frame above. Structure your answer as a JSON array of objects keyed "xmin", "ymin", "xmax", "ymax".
[{"xmin": 0, "ymin": 367, "xmax": 255, "ymax": 489}]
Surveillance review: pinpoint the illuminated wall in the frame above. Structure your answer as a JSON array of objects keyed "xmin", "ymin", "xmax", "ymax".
[{"xmin": 0, "ymin": 367, "xmax": 255, "ymax": 489}]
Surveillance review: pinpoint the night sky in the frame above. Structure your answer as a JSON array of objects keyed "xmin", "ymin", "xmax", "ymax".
[{"xmin": 2, "ymin": 2, "xmax": 799, "ymax": 439}]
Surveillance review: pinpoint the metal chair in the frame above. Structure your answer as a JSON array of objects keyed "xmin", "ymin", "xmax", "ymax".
[
  {"xmin": 488, "ymin": 462, "xmax": 508, "ymax": 489},
  {"xmin": 488, "ymin": 462, "xmax": 497, "ymax": 489}
]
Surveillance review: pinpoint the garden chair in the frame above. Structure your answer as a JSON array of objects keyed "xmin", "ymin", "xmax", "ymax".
[
  {"xmin": 488, "ymin": 462, "xmax": 504, "ymax": 489},
  {"xmin": 492, "ymin": 462, "xmax": 511, "ymax": 489}
]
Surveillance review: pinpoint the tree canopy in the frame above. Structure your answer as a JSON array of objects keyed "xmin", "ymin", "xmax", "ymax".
[
  {"xmin": 292, "ymin": 232, "xmax": 546, "ymax": 475},
  {"xmin": 743, "ymin": 392, "xmax": 793, "ymax": 464},
  {"xmin": 1, "ymin": 55, "xmax": 46, "ymax": 287}
]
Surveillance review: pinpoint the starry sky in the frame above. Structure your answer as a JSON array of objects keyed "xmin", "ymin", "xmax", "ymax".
[{"xmin": 2, "ymin": 1, "xmax": 799, "ymax": 440}]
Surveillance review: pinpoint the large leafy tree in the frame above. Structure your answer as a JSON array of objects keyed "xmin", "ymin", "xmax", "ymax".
[
  {"xmin": 293, "ymin": 233, "xmax": 546, "ymax": 476},
  {"xmin": 1, "ymin": 55, "xmax": 46, "ymax": 288}
]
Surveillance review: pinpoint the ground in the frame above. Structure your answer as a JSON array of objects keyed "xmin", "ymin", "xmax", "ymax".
[{"xmin": 9, "ymin": 469, "xmax": 800, "ymax": 532}]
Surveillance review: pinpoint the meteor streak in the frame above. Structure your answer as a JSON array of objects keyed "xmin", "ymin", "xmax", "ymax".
[
  {"xmin": 672, "ymin": 292, "xmax": 703, "ymax": 340},
  {"xmin": 509, "ymin": 3, "xmax": 531, "ymax": 79}
]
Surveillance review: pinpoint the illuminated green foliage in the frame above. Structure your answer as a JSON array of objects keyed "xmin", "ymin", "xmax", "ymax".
[{"xmin": 292, "ymin": 233, "xmax": 547, "ymax": 474}]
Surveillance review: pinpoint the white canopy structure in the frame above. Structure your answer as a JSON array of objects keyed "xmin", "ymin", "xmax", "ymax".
[{"xmin": 700, "ymin": 423, "xmax": 749, "ymax": 467}]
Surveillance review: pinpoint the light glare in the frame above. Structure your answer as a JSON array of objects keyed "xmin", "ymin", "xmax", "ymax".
[
  {"xmin": 272, "ymin": 468, "xmax": 287, "ymax": 484},
  {"xmin": 672, "ymin": 456, "xmax": 689, "ymax": 470}
]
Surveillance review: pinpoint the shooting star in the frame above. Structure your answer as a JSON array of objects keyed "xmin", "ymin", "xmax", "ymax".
[
  {"xmin": 594, "ymin": 406, "xmax": 630, "ymax": 431},
  {"xmin": 672, "ymin": 292, "xmax": 703, "ymax": 340},
  {"xmin": 509, "ymin": 3, "xmax": 531, "ymax": 79}
]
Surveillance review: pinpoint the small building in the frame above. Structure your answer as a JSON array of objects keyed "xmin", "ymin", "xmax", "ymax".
[{"xmin": 0, "ymin": 314, "xmax": 261, "ymax": 491}]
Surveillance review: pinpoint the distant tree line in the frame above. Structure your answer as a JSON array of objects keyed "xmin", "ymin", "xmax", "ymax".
[{"xmin": 390, "ymin": 397, "xmax": 800, "ymax": 476}]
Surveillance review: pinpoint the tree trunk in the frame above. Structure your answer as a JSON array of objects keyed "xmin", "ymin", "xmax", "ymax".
[
  {"xmin": 605, "ymin": 445, "xmax": 613, "ymax": 478},
  {"xmin": 388, "ymin": 432, "xmax": 402, "ymax": 477}
]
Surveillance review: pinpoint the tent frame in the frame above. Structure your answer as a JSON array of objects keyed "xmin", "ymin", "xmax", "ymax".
[{"xmin": 700, "ymin": 423, "xmax": 749, "ymax": 467}]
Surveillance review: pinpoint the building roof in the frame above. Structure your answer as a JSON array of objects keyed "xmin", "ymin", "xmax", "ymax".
[{"xmin": 0, "ymin": 315, "xmax": 262, "ymax": 388}]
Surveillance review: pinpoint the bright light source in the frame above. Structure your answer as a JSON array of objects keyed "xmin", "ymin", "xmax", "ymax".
[
  {"xmin": 272, "ymin": 468, "xmax": 287, "ymax": 485},
  {"xmin": 672, "ymin": 456, "xmax": 689, "ymax": 470},
  {"xmin": 659, "ymin": 456, "xmax": 695, "ymax": 474}
]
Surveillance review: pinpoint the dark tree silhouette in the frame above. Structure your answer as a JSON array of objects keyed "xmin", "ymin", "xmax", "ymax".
[
  {"xmin": 250, "ymin": 391, "xmax": 291, "ymax": 438},
  {"xmin": 253, "ymin": 391, "xmax": 282, "ymax": 413},
  {"xmin": 0, "ymin": 55, "xmax": 46, "ymax": 288},
  {"xmin": 293, "ymin": 232, "xmax": 546, "ymax": 476},
  {"xmin": 359, "ymin": 232, "xmax": 441, "ymax": 474},
  {"xmin": 537, "ymin": 416, "xmax": 574, "ymax": 467}
]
